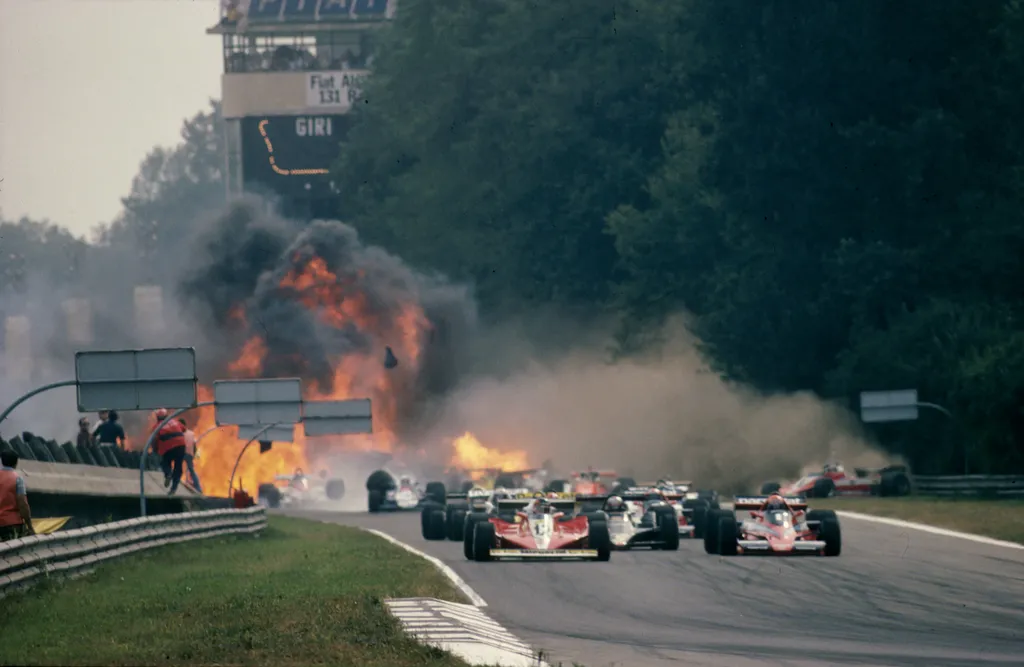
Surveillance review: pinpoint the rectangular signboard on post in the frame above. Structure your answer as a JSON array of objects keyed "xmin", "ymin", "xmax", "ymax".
[
  {"xmin": 75, "ymin": 348, "xmax": 198, "ymax": 412},
  {"xmin": 214, "ymin": 378, "xmax": 302, "ymax": 426},
  {"xmin": 303, "ymin": 398, "xmax": 372, "ymax": 436},
  {"xmin": 237, "ymin": 424, "xmax": 296, "ymax": 443},
  {"xmin": 859, "ymin": 389, "xmax": 919, "ymax": 423}
]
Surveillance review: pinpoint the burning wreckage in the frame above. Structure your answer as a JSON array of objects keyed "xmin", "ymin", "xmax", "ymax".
[{"xmin": 179, "ymin": 206, "xmax": 529, "ymax": 500}]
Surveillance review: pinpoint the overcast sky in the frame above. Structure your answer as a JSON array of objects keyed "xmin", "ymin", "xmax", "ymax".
[{"xmin": 0, "ymin": 0, "xmax": 222, "ymax": 238}]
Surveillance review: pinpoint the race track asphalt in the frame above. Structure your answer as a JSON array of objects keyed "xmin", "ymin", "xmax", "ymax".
[{"xmin": 286, "ymin": 508, "xmax": 1024, "ymax": 667}]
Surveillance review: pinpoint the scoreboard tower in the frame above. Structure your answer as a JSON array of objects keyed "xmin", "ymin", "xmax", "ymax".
[{"xmin": 207, "ymin": 0, "xmax": 394, "ymax": 219}]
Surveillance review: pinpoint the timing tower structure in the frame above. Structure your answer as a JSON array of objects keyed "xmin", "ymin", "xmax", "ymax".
[{"xmin": 208, "ymin": 0, "xmax": 393, "ymax": 219}]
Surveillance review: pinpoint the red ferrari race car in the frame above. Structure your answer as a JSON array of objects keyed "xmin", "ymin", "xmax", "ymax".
[
  {"xmin": 704, "ymin": 495, "xmax": 841, "ymax": 556},
  {"xmin": 563, "ymin": 469, "xmax": 635, "ymax": 495},
  {"xmin": 760, "ymin": 461, "xmax": 912, "ymax": 498},
  {"xmin": 464, "ymin": 495, "xmax": 611, "ymax": 561}
]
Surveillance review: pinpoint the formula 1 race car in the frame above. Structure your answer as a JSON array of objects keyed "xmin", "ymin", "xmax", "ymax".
[
  {"xmin": 596, "ymin": 486, "xmax": 709, "ymax": 540},
  {"xmin": 644, "ymin": 479, "xmax": 721, "ymax": 513},
  {"xmin": 591, "ymin": 489, "xmax": 680, "ymax": 550},
  {"xmin": 462, "ymin": 495, "xmax": 611, "ymax": 561},
  {"xmin": 422, "ymin": 486, "xmax": 501, "ymax": 541},
  {"xmin": 760, "ymin": 462, "xmax": 912, "ymax": 498},
  {"xmin": 563, "ymin": 469, "xmax": 636, "ymax": 496},
  {"xmin": 365, "ymin": 469, "xmax": 445, "ymax": 513},
  {"xmin": 257, "ymin": 468, "xmax": 345, "ymax": 508},
  {"xmin": 704, "ymin": 495, "xmax": 841, "ymax": 556}
]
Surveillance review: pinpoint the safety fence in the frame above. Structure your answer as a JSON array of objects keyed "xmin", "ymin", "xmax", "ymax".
[
  {"xmin": 913, "ymin": 475, "xmax": 1024, "ymax": 498},
  {"xmin": 0, "ymin": 506, "xmax": 267, "ymax": 596}
]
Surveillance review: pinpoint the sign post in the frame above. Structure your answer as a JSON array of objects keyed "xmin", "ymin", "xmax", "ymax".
[
  {"xmin": 858, "ymin": 389, "xmax": 920, "ymax": 423},
  {"xmin": 76, "ymin": 348, "xmax": 198, "ymax": 412},
  {"xmin": 214, "ymin": 379, "xmax": 303, "ymax": 496},
  {"xmin": 302, "ymin": 398, "xmax": 372, "ymax": 436},
  {"xmin": 214, "ymin": 378, "xmax": 303, "ymax": 427},
  {"xmin": 859, "ymin": 388, "xmax": 961, "ymax": 472}
]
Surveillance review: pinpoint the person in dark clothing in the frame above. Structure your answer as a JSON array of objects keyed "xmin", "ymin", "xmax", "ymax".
[
  {"xmin": 93, "ymin": 411, "xmax": 126, "ymax": 449},
  {"xmin": 76, "ymin": 418, "xmax": 92, "ymax": 448}
]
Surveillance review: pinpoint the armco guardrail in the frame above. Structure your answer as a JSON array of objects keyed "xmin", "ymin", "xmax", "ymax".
[
  {"xmin": 913, "ymin": 475, "xmax": 1024, "ymax": 498},
  {"xmin": 0, "ymin": 506, "xmax": 266, "ymax": 596}
]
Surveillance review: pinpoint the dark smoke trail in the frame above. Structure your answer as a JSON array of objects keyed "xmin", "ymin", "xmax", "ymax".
[{"xmin": 178, "ymin": 198, "xmax": 477, "ymax": 440}]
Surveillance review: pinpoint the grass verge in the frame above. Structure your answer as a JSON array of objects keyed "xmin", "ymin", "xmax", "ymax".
[
  {"xmin": 810, "ymin": 497, "xmax": 1024, "ymax": 544},
  {"xmin": 0, "ymin": 516, "xmax": 472, "ymax": 667}
]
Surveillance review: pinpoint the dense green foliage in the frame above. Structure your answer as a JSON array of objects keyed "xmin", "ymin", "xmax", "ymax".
[{"xmin": 332, "ymin": 0, "xmax": 1024, "ymax": 472}]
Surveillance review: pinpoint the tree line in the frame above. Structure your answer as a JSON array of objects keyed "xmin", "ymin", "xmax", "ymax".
[
  {"xmin": 3, "ymin": 1, "xmax": 1022, "ymax": 473},
  {"xmin": 331, "ymin": 0, "xmax": 1024, "ymax": 474}
]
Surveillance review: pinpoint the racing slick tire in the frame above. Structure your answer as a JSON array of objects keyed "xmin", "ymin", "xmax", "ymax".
[
  {"xmin": 760, "ymin": 481, "xmax": 781, "ymax": 495},
  {"xmin": 421, "ymin": 504, "xmax": 447, "ymax": 540},
  {"xmin": 682, "ymin": 498, "xmax": 709, "ymax": 538},
  {"xmin": 588, "ymin": 520, "xmax": 612, "ymax": 561},
  {"xmin": 696, "ymin": 490, "xmax": 720, "ymax": 510},
  {"xmin": 472, "ymin": 520, "xmax": 496, "ymax": 562},
  {"xmin": 257, "ymin": 484, "xmax": 281, "ymax": 509},
  {"xmin": 655, "ymin": 506, "xmax": 680, "ymax": 551},
  {"xmin": 807, "ymin": 477, "xmax": 836, "ymax": 498},
  {"xmin": 446, "ymin": 504, "xmax": 468, "ymax": 541},
  {"xmin": 425, "ymin": 481, "xmax": 447, "ymax": 505},
  {"xmin": 807, "ymin": 509, "xmax": 842, "ymax": 556},
  {"xmin": 880, "ymin": 471, "xmax": 912, "ymax": 497},
  {"xmin": 463, "ymin": 512, "xmax": 491, "ymax": 560},
  {"xmin": 703, "ymin": 508, "xmax": 723, "ymax": 554},
  {"xmin": 368, "ymin": 489, "xmax": 384, "ymax": 513},
  {"xmin": 717, "ymin": 512, "xmax": 738, "ymax": 556}
]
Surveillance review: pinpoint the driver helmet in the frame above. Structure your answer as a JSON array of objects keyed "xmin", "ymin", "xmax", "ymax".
[
  {"xmin": 764, "ymin": 493, "xmax": 787, "ymax": 510},
  {"xmin": 605, "ymin": 495, "xmax": 626, "ymax": 512},
  {"xmin": 645, "ymin": 489, "xmax": 663, "ymax": 503},
  {"xmin": 535, "ymin": 498, "xmax": 554, "ymax": 514}
]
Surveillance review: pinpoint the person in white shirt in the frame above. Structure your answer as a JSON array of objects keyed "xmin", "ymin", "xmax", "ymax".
[{"xmin": 178, "ymin": 418, "xmax": 203, "ymax": 494}]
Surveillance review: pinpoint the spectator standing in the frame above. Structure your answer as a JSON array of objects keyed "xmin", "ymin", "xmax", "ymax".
[
  {"xmin": 153, "ymin": 409, "xmax": 187, "ymax": 495},
  {"xmin": 179, "ymin": 418, "xmax": 203, "ymax": 494},
  {"xmin": 76, "ymin": 417, "xmax": 92, "ymax": 448},
  {"xmin": 94, "ymin": 410, "xmax": 126, "ymax": 449},
  {"xmin": 0, "ymin": 451, "xmax": 34, "ymax": 541}
]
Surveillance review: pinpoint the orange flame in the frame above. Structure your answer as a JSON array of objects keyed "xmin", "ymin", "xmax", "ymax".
[
  {"xmin": 187, "ymin": 254, "xmax": 527, "ymax": 497},
  {"xmin": 451, "ymin": 432, "xmax": 529, "ymax": 472}
]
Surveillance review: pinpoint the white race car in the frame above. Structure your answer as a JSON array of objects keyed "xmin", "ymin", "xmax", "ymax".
[{"xmin": 257, "ymin": 469, "xmax": 345, "ymax": 508}]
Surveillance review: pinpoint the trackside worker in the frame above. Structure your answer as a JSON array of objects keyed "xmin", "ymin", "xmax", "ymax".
[
  {"xmin": 0, "ymin": 450, "xmax": 35, "ymax": 541},
  {"xmin": 179, "ymin": 418, "xmax": 202, "ymax": 494},
  {"xmin": 94, "ymin": 410, "xmax": 126, "ymax": 449},
  {"xmin": 154, "ymin": 409, "xmax": 187, "ymax": 495}
]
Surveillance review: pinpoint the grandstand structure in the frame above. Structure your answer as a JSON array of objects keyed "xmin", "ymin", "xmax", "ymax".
[{"xmin": 207, "ymin": 0, "xmax": 394, "ymax": 219}]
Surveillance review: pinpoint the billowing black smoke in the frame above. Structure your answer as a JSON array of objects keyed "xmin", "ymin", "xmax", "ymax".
[{"xmin": 179, "ymin": 198, "xmax": 478, "ymax": 439}]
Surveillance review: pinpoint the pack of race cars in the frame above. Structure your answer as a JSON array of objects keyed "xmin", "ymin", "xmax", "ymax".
[{"xmin": 415, "ymin": 480, "xmax": 843, "ymax": 561}]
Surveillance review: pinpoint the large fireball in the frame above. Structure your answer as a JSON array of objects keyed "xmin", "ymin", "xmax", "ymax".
[{"xmin": 178, "ymin": 209, "xmax": 522, "ymax": 496}]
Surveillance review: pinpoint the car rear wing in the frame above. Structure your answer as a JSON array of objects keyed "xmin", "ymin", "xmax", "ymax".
[
  {"xmin": 733, "ymin": 496, "xmax": 808, "ymax": 510},
  {"xmin": 495, "ymin": 498, "xmax": 577, "ymax": 512}
]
